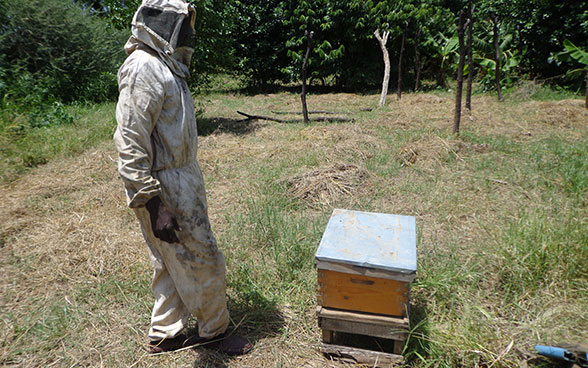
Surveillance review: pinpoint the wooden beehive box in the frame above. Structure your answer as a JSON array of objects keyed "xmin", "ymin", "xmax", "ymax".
[{"xmin": 316, "ymin": 209, "xmax": 417, "ymax": 318}]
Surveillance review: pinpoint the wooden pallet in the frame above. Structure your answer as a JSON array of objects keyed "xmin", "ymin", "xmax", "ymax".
[{"xmin": 317, "ymin": 307, "xmax": 409, "ymax": 366}]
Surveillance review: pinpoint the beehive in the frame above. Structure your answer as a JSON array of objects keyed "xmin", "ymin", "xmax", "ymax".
[{"xmin": 316, "ymin": 209, "xmax": 417, "ymax": 318}]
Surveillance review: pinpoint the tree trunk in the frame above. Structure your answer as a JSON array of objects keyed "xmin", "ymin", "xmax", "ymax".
[
  {"xmin": 397, "ymin": 25, "xmax": 406, "ymax": 100},
  {"xmin": 438, "ymin": 68, "xmax": 446, "ymax": 89},
  {"xmin": 454, "ymin": 11, "xmax": 466, "ymax": 135},
  {"xmin": 301, "ymin": 31, "xmax": 313, "ymax": 124},
  {"xmin": 585, "ymin": 70, "xmax": 588, "ymax": 110},
  {"xmin": 414, "ymin": 27, "xmax": 422, "ymax": 91},
  {"xmin": 465, "ymin": 2, "xmax": 474, "ymax": 111},
  {"xmin": 492, "ymin": 14, "xmax": 503, "ymax": 102},
  {"xmin": 374, "ymin": 29, "xmax": 391, "ymax": 107}
]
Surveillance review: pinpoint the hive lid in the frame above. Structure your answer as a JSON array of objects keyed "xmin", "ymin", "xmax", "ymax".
[{"xmin": 316, "ymin": 209, "xmax": 417, "ymax": 279}]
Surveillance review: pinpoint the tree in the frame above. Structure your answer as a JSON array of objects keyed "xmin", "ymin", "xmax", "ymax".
[
  {"xmin": 465, "ymin": 0, "xmax": 474, "ymax": 110},
  {"xmin": 556, "ymin": 40, "xmax": 588, "ymax": 109},
  {"xmin": 414, "ymin": 26, "xmax": 423, "ymax": 91},
  {"xmin": 363, "ymin": 0, "xmax": 402, "ymax": 105},
  {"xmin": 231, "ymin": 0, "xmax": 291, "ymax": 86},
  {"xmin": 397, "ymin": 22, "xmax": 407, "ymax": 100},
  {"xmin": 512, "ymin": 0, "xmax": 588, "ymax": 81},
  {"xmin": 453, "ymin": 10, "xmax": 467, "ymax": 134},
  {"xmin": 188, "ymin": 0, "xmax": 236, "ymax": 90},
  {"xmin": 473, "ymin": 6, "xmax": 520, "ymax": 94},
  {"xmin": 102, "ymin": 0, "xmax": 141, "ymax": 29},
  {"xmin": 0, "ymin": 0, "xmax": 127, "ymax": 103},
  {"xmin": 373, "ymin": 29, "xmax": 391, "ymax": 106},
  {"xmin": 301, "ymin": 31, "xmax": 314, "ymax": 123},
  {"xmin": 490, "ymin": 12, "xmax": 503, "ymax": 101},
  {"xmin": 284, "ymin": 0, "xmax": 348, "ymax": 86},
  {"xmin": 430, "ymin": 32, "xmax": 458, "ymax": 89},
  {"xmin": 367, "ymin": 0, "xmax": 427, "ymax": 101},
  {"xmin": 101, "ymin": 0, "xmax": 235, "ymax": 91}
]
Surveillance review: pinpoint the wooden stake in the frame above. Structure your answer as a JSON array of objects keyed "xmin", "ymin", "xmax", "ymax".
[{"xmin": 301, "ymin": 31, "xmax": 314, "ymax": 124}]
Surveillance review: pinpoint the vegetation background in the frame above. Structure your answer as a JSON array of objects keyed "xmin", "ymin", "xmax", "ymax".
[{"xmin": 0, "ymin": 0, "xmax": 586, "ymax": 367}]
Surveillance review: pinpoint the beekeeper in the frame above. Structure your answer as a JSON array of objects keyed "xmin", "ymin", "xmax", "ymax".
[{"xmin": 113, "ymin": 0, "xmax": 251, "ymax": 355}]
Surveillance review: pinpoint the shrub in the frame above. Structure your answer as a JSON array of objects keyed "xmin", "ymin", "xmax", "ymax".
[{"xmin": 0, "ymin": 0, "xmax": 127, "ymax": 104}]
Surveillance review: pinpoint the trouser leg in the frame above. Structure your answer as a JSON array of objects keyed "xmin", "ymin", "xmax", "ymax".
[
  {"xmin": 136, "ymin": 204, "xmax": 230, "ymax": 340},
  {"xmin": 138, "ymin": 219, "xmax": 191, "ymax": 341}
]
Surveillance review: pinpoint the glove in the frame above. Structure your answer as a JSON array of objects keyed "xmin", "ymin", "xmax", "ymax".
[{"xmin": 145, "ymin": 196, "xmax": 181, "ymax": 243}]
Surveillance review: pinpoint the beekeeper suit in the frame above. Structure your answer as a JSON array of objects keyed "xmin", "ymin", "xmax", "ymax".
[{"xmin": 113, "ymin": 0, "xmax": 250, "ymax": 355}]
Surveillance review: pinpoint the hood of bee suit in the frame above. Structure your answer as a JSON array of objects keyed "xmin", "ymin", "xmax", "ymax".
[{"xmin": 124, "ymin": 0, "xmax": 196, "ymax": 79}]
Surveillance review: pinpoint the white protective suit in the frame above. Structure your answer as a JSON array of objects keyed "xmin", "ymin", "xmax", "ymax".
[{"xmin": 113, "ymin": 0, "xmax": 230, "ymax": 341}]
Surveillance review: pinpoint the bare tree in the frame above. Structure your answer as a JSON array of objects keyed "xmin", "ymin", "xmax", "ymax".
[
  {"xmin": 301, "ymin": 30, "xmax": 314, "ymax": 124},
  {"xmin": 465, "ymin": 1, "xmax": 475, "ymax": 111},
  {"xmin": 397, "ymin": 23, "xmax": 407, "ymax": 100},
  {"xmin": 491, "ymin": 13, "xmax": 503, "ymax": 101},
  {"xmin": 374, "ymin": 29, "xmax": 391, "ymax": 107},
  {"xmin": 414, "ymin": 27, "xmax": 423, "ymax": 91},
  {"xmin": 454, "ymin": 11, "xmax": 467, "ymax": 134}
]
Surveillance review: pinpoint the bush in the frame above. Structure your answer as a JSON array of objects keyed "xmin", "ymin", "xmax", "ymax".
[{"xmin": 0, "ymin": 0, "xmax": 127, "ymax": 104}]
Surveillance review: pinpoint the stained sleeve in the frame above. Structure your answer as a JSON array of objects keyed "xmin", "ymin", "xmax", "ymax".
[{"xmin": 114, "ymin": 56, "xmax": 166, "ymax": 208}]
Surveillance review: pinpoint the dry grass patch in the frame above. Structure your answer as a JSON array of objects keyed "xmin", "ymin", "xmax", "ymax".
[
  {"xmin": 526, "ymin": 99, "xmax": 588, "ymax": 127},
  {"xmin": 286, "ymin": 163, "xmax": 367, "ymax": 208},
  {"xmin": 1, "ymin": 89, "xmax": 586, "ymax": 367},
  {"xmin": 396, "ymin": 135, "xmax": 492, "ymax": 168}
]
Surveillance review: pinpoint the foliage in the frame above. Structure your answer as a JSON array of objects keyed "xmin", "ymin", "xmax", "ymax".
[
  {"xmin": 562, "ymin": 39, "xmax": 588, "ymax": 68},
  {"xmin": 102, "ymin": 0, "xmax": 141, "ymax": 29},
  {"xmin": 548, "ymin": 39, "xmax": 588, "ymax": 101},
  {"xmin": 230, "ymin": 1, "xmax": 291, "ymax": 86},
  {"xmin": 283, "ymin": 1, "xmax": 352, "ymax": 86},
  {"xmin": 512, "ymin": 0, "xmax": 588, "ymax": 80},
  {"xmin": 187, "ymin": 0, "xmax": 236, "ymax": 91},
  {"xmin": 0, "ymin": 0, "xmax": 127, "ymax": 104},
  {"xmin": 28, "ymin": 102, "xmax": 75, "ymax": 129},
  {"xmin": 427, "ymin": 32, "xmax": 458, "ymax": 87},
  {"xmin": 476, "ymin": 51, "xmax": 520, "ymax": 91},
  {"xmin": 3, "ymin": 0, "xmax": 587, "ymax": 98},
  {"xmin": 98, "ymin": 0, "xmax": 235, "ymax": 92},
  {"xmin": 554, "ymin": 39, "xmax": 588, "ymax": 77}
]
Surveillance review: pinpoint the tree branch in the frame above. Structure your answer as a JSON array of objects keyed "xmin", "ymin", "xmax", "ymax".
[{"xmin": 237, "ymin": 111, "xmax": 353, "ymax": 123}]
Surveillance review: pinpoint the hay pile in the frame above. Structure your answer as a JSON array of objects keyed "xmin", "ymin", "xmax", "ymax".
[
  {"xmin": 397, "ymin": 136, "xmax": 492, "ymax": 167},
  {"xmin": 286, "ymin": 163, "xmax": 366, "ymax": 207},
  {"xmin": 528, "ymin": 99, "xmax": 588, "ymax": 127}
]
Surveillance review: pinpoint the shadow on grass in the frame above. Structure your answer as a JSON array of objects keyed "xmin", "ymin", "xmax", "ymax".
[
  {"xmin": 197, "ymin": 116, "xmax": 258, "ymax": 137},
  {"xmin": 208, "ymin": 83, "xmax": 380, "ymax": 97},
  {"xmin": 204, "ymin": 79, "xmax": 448, "ymax": 98},
  {"xmin": 403, "ymin": 300, "xmax": 431, "ymax": 364},
  {"xmin": 318, "ymin": 302, "xmax": 430, "ymax": 362},
  {"xmin": 188, "ymin": 289, "xmax": 284, "ymax": 367},
  {"xmin": 402, "ymin": 301, "xmax": 564, "ymax": 367}
]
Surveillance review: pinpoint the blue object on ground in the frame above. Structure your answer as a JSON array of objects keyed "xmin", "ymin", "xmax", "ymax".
[{"xmin": 535, "ymin": 345, "xmax": 576, "ymax": 363}]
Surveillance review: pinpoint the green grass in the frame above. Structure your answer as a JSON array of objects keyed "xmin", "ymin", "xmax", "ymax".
[
  {"xmin": 0, "ymin": 84, "xmax": 586, "ymax": 367},
  {"xmin": 0, "ymin": 102, "xmax": 116, "ymax": 182}
]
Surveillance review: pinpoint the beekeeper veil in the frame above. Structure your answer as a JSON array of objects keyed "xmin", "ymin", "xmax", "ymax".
[{"xmin": 124, "ymin": 0, "xmax": 196, "ymax": 78}]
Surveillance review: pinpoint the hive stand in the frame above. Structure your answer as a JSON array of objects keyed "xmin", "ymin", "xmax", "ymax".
[{"xmin": 315, "ymin": 209, "xmax": 417, "ymax": 367}]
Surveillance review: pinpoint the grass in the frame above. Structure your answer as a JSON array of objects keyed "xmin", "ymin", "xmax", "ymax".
[
  {"xmin": 0, "ymin": 103, "xmax": 117, "ymax": 183},
  {"xmin": 0, "ymin": 81, "xmax": 587, "ymax": 367}
]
